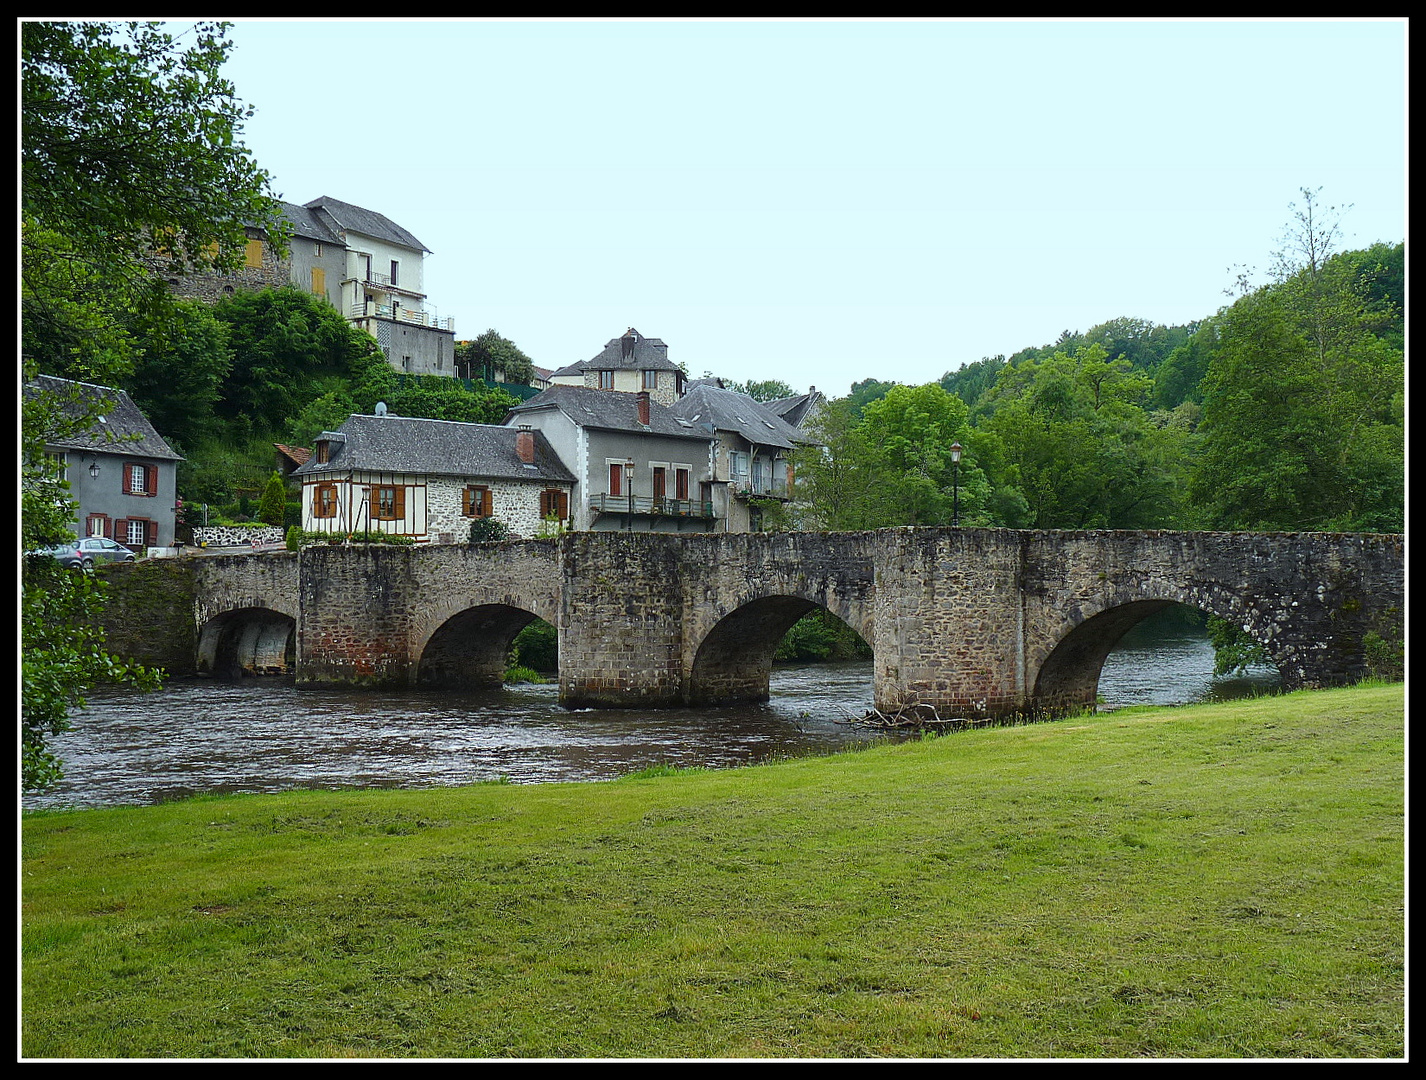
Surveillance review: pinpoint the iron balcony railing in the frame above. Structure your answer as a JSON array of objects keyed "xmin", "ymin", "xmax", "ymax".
[{"xmin": 590, "ymin": 494, "xmax": 716, "ymax": 519}]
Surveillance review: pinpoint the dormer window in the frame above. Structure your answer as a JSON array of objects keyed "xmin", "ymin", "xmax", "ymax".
[{"xmin": 315, "ymin": 439, "xmax": 331, "ymax": 464}]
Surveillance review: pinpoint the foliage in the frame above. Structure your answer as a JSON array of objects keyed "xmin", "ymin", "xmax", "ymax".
[
  {"xmin": 468, "ymin": 517, "xmax": 510, "ymax": 544},
  {"xmin": 283, "ymin": 528, "xmax": 416, "ymax": 549},
  {"xmin": 775, "ymin": 610, "xmax": 872, "ymax": 663},
  {"xmin": 21, "ymin": 20, "xmax": 286, "ymax": 792},
  {"xmin": 510, "ymin": 620, "xmax": 558, "ymax": 672},
  {"xmin": 1205, "ymin": 615, "xmax": 1272, "ymax": 678},
  {"xmin": 255, "ymin": 471, "xmax": 287, "ymax": 526},
  {"xmin": 724, "ymin": 378, "xmax": 795, "ymax": 403},
  {"xmin": 383, "ymin": 374, "xmax": 520, "ymax": 426},
  {"xmin": 455, "ymin": 329, "xmax": 537, "ymax": 386},
  {"xmin": 1189, "ymin": 192, "xmax": 1403, "ymax": 533}
]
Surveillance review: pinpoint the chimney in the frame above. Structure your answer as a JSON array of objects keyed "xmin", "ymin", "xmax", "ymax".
[
  {"xmin": 636, "ymin": 391, "xmax": 650, "ymax": 426},
  {"xmin": 516, "ymin": 424, "xmax": 535, "ymax": 463}
]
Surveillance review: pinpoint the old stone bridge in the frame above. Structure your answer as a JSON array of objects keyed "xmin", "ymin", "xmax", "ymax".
[{"xmin": 100, "ymin": 528, "xmax": 1404, "ymax": 717}]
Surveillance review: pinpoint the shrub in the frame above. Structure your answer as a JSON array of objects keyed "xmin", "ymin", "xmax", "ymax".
[{"xmin": 469, "ymin": 517, "xmax": 509, "ymax": 543}]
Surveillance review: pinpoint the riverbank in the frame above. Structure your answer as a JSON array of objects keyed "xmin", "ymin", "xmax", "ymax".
[{"xmin": 21, "ymin": 683, "xmax": 1404, "ymax": 1059}]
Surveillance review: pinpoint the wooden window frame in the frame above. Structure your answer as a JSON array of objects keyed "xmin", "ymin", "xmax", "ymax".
[
  {"xmin": 598, "ymin": 370, "xmax": 615, "ymax": 390},
  {"xmin": 313, "ymin": 483, "xmax": 339, "ymax": 519},
  {"xmin": 540, "ymin": 489, "xmax": 569, "ymax": 521},
  {"xmin": 642, "ymin": 369, "xmax": 658, "ymax": 390},
  {"xmin": 374, "ymin": 485, "xmax": 405, "ymax": 522},
  {"xmin": 463, "ymin": 485, "xmax": 493, "ymax": 518},
  {"xmin": 122, "ymin": 461, "xmax": 158, "ymax": 497}
]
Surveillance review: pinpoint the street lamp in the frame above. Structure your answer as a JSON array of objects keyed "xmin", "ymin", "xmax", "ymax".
[
  {"xmin": 625, "ymin": 458, "xmax": 636, "ymax": 530},
  {"xmin": 88, "ymin": 459, "xmax": 101, "ymax": 480},
  {"xmin": 950, "ymin": 443, "xmax": 962, "ymax": 527}
]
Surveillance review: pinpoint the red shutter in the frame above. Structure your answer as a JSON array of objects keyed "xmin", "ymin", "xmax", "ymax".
[
  {"xmin": 114, "ymin": 519, "xmax": 128, "ymax": 544},
  {"xmin": 557, "ymin": 490, "xmax": 569, "ymax": 520},
  {"xmin": 146, "ymin": 464, "xmax": 158, "ymax": 495},
  {"xmin": 393, "ymin": 486, "xmax": 406, "ymax": 521},
  {"xmin": 147, "ymin": 519, "xmax": 158, "ymax": 546},
  {"xmin": 540, "ymin": 490, "xmax": 551, "ymax": 518}
]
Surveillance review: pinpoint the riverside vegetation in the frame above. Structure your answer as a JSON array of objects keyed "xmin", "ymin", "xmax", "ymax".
[{"xmin": 21, "ymin": 683, "xmax": 1403, "ymax": 1059}]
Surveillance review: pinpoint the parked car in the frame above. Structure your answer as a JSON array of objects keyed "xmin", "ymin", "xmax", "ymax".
[
  {"xmin": 78, "ymin": 536, "xmax": 138, "ymax": 564},
  {"xmin": 30, "ymin": 537, "xmax": 137, "ymax": 570},
  {"xmin": 31, "ymin": 541, "xmax": 91, "ymax": 570}
]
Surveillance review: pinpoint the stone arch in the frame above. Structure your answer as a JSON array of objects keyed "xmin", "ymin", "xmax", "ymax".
[
  {"xmin": 685, "ymin": 593, "xmax": 870, "ymax": 706},
  {"xmin": 416, "ymin": 603, "xmax": 543, "ymax": 689},
  {"xmin": 197, "ymin": 606, "xmax": 296, "ymax": 679},
  {"xmin": 1030, "ymin": 587, "xmax": 1288, "ymax": 715}
]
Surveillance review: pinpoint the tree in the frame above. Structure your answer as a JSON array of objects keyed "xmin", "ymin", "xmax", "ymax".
[
  {"xmin": 725, "ymin": 378, "xmax": 795, "ymax": 403},
  {"xmin": 22, "ymin": 20, "xmax": 281, "ymax": 792},
  {"xmin": 256, "ymin": 471, "xmax": 288, "ymax": 526},
  {"xmin": 456, "ymin": 329, "xmax": 537, "ymax": 386},
  {"xmin": 1190, "ymin": 192, "xmax": 1404, "ymax": 533}
]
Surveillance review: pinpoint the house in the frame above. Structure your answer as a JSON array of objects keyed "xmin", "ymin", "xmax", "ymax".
[
  {"xmin": 302, "ymin": 196, "xmax": 456, "ymax": 376},
  {"xmin": 156, "ymin": 195, "xmax": 457, "ymax": 376},
  {"xmin": 763, "ymin": 385, "xmax": 824, "ymax": 432},
  {"xmin": 291, "ymin": 412, "xmax": 575, "ymax": 543},
  {"xmin": 505, "ymin": 384, "xmax": 719, "ymax": 533},
  {"xmin": 24, "ymin": 375, "xmax": 184, "ymax": 550},
  {"xmin": 670, "ymin": 381, "xmax": 812, "ymax": 532},
  {"xmin": 546, "ymin": 328, "xmax": 686, "ymax": 406}
]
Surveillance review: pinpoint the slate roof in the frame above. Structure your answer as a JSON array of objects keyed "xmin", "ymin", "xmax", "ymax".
[
  {"xmin": 506, "ymin": 385, "xmax": 710, "ymax": 442},
  {"xmin": 303, "ymin": 196, "xmax": 431, "ymax": 254},
  {"xmin": 670, "ymin": 383, "xmax": 810, "ymax": 451},
  {"xmin": 292, "ymin": 414, "xmax": 574, "ymax": 484},
  {"xmin": 764, "ymin": 388, "xmax": 823, "ymax": 429},
  {"xmin": 276, "ymin": 200, "xmax": 345, "ymax": 246},
  {"xmin": 554, "ymin": 328, "xmax": 682, "ymax": 376},
  {"xmin": 24, "ymin": 375, "xmax": 183, "ymax": 461}
]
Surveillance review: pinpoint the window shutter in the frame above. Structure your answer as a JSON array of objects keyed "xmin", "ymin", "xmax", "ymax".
[
  {"xmin": 311, "ymin": 267, "xmax": 325, "ymax": 296},
  {"xmin": 482, "ymin": 488, "xmax": 492, "ymax": 518},
  {"xmin": 393, "ymin": 486, "xmax": 406, "ymax": 521},
  {"xmin": 146, "ymin": 464, "xmax": 158, "ymax": 495},
  {"xmin": 147, "ymin": 519, "xmax": 158, "ymax": 547},
  {"xmin": 557, "ymin": 490, "xmax": 569, "ymax": 520},
  {"xmin": 114, "ymin": 519, "xmax": 128, "ymax": 543},
  {"xmin": 540, "ymin": 490, "xmax": 551, "ymax": 518}
]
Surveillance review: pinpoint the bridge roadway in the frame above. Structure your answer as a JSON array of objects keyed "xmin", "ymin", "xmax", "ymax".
[{"xmin": 104, "ymin": 527, "xmax": 1404, "ymax": 718}]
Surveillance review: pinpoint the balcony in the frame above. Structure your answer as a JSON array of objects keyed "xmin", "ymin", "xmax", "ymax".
[
  {"xmin": 590, "ymin": 494, "xmax": 716, "ymax": 520},
  {"xmin": 730, "ymin": 476, "xmax": 790, "ymax": 500},
  {"xmin": 348, "ymin": 302, "xmax": 455, "ymax": 332}
]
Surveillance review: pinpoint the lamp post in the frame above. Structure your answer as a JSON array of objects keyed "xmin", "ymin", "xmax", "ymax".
[
  {"xmin": 626, "ymin": 458, "xmax": 636, "ymax": 531},
  {"xmin": 950, "ymin": 442, "xmax": 962, "ymax": 527}
]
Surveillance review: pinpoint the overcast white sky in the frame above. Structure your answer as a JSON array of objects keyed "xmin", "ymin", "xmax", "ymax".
[{"xmin": 220, "ymin": 18, "xmax": 1407, "ymax": 397}]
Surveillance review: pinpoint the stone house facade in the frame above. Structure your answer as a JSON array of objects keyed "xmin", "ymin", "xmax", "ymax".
[{"xmin": 292, "ymin": 413, "xmax": 574, "ymax": 543}]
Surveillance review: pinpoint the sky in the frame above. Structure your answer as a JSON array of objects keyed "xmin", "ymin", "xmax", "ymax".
[{"xmin": 217, "ymin": 18, "xmax": 1407, "ymax": 397}]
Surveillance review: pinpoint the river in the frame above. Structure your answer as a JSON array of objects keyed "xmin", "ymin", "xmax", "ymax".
[{"xmin": 23, "ymin": 620, "xmax": 1279, "ymax": 812}]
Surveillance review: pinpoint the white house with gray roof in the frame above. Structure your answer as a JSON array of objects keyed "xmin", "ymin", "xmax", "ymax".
[{"xmin": 292, "ymin": 413, "xmax": 575, "ymax": 543}]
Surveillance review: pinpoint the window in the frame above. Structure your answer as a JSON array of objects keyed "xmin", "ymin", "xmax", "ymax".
[
  {"xmin": 245, "ymin": 239, "xmax": 264, "ymax": 269},
  {"xmin": 643, "ymin": 369, "xmax": 658, "ymax": 390},
  {"xmin": 314, "ymin": 483, "xmax": 338, "ymax": 519},
  {"xmin": 390, "ymin": 260, "xmax": 399, "ymax": 286},
  {"xmin": 463, "ymin": 485, "xmax": 493, "ymax": 518},
  {"xmin": 86, "ymin": 514, "xmax": 109, "ymax": 538},
  {"xmin": 311, "ymin": 267, "xmax": 325, "ymax": 296},
  {"xmin": 675, "ymin": 467, "xmax": 690, "ymax": 501},
  {"xmin": 652, "ymin": 466, "xmax": 667, "ymax": 502},
  {"xmin": 123, "ymin": 462, "xmax": 157, "ymax": 496},
  {"xmin": 124, "ymin": 518, "xmax": 150, "ymax": 547},
  {"xmin": 315, "ymin": 440, "xmax": 330, "ymax": 464},
  {"xmin": 599, "ymin": 370, "xmax": 614, "ymax": 390},
  {"xmin": 375, "ymin": 485, "xmax": 404, "ymax": 521},
  {"xmin": 540, "ymin": 489, "xmax": 569, "ymax": 521},
  {"xmin": 608, "ymin": 462, "xmax": 623, "ymax": 497}
]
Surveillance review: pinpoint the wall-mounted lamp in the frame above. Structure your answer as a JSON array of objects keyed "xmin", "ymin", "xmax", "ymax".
[{"xmin": 88, "ymin": 459, "xmax": 101, "ymax": 480}]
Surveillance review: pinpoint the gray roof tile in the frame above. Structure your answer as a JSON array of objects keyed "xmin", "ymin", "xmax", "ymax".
[
  {"xmin": 507, "ymin": 385, "xmax": 710, "ymax": 442},
  {"xmin": 293, "ymin": 414, "xmax": 574, "ymax": 483},
  {"xmin": 25, "ymin": 375, "xmax": 183, "ymax": 461}
]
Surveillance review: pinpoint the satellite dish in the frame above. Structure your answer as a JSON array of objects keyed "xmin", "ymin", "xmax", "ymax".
[{"xmin": 375, "ymin": 401, "xmax": 388, "ymax": 416}]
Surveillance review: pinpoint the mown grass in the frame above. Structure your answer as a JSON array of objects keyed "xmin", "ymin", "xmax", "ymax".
[{"xmin": 21, "ymin": 684, "xmax": 1404, "ymax": 1059}]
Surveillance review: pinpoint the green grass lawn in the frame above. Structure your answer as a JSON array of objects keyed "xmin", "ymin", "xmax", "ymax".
[{"xmin": 21, "ymin": 684, "xmax": 1404, "ymax": 1059}]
